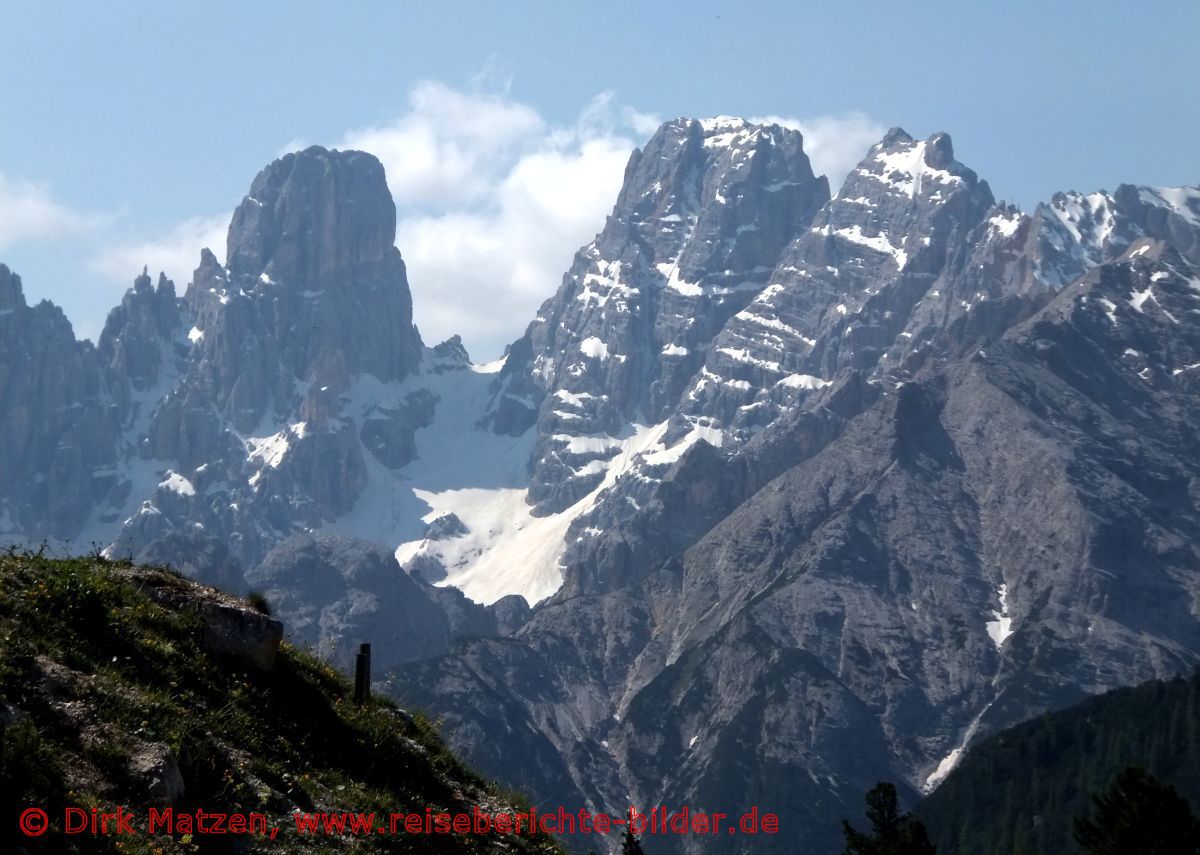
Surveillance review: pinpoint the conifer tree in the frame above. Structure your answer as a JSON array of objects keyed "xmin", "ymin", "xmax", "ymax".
[
  {"xmin": 1073, "ymin": 766, "xmax": 1200, "ymax": 854},
  {"xmin": 842, "ymin": 782, "xmax": 936, "ymax": 854},
  {"xmin": 620, "ymin": 826, "xmax": 646, "ymax": 854}
]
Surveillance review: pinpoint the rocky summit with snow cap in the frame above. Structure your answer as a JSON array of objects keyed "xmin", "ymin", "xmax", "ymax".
[
  {"xmin": 1, "ymin": 118, "xmax": 1199, "ymax": 853},
  {"xmin": 484, "ymin": 116, "xmax": 830, "ymax": 513}
]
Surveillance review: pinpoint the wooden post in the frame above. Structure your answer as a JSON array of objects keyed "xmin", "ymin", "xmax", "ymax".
[{"xmin": 353, "ymin": 642, "xmax": 372, "ymax": 705}]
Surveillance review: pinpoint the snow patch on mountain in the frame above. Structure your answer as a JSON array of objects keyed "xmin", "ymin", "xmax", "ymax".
[
  {"xmin": 247, "ymin": 426, "xmax": 300, "ymax": 471},
  {"xmin": 988, "ymin": 212, "xmax": 1022, "ymax": 238},
  {"xmin": 329, "ymin": 358, "xmax": 525, "ymax": 536},
  {"xmin": 1047, "ymin": 191, "xmax": 1115, "ymax": 246},
  {"xmin": 985, "ymin": 583, "xmax": 1013, "ymax": 650},
  {"xmin": 869, "ymin": 140, "xmax": 962, "ymax": 198},
  {"xmin": 923, "ymin": 694, "xmax": 998, "ymax": 793},
  {"xmin": 312, "ymin": 351, "xmax": 690, "ymax": 605},
  {"xmin": 580, "ymin": 337, "xmax": 610, "ymax": 359},
  {"xmin": 699, "ymin": 116, "xmax": 759, "ymax": 149},
  {"xmin": 924, "ymin": 747, "xmax": 965, "ymax": 793},
  {"xmin": 778, "ymin": 373, "xmax": 830, "ymax": 390},
  {"xmin": 818, "ymin": 223, "xmax": 908, "ymax": 267},
  {"xmin": 1139, "ymin": 186, "xmax": 1200, "ymax": 227},
  {"xmin": 655, "ymin": 261, "xmax": 703, "ymax": 297},
  {"xmin": 394, "ymin": 414, "xmax": 669, "ymax": 605},
  {"xmin": 159, "ymin": 471, "xmax": 196, "ymax": 497},
  {"xmin": 642, "ymin": 422, "xmax": 725, "ymax": 467}
]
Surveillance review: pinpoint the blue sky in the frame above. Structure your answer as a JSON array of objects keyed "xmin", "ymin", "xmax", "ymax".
[{"xmin": 1, "ymin": 0, "xmax": 1197, "ymax": 358}]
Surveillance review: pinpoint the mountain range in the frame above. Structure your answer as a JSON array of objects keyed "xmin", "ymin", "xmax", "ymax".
[{"xmin": 1, "ymin": 116, "xmax": 1198, "ymax": 852}]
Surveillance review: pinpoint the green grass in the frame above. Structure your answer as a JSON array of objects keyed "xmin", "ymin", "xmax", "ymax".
[{"xmin": 0, "ymin": 551, "xmax": 565, "ymax": 854}]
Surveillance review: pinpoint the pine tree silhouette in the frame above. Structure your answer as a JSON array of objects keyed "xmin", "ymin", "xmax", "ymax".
[
  {"xmin": 1073, "ymin": 766, "xmax": 1200, "ymax": 854},
  {"xmin": 620, "ymin": 825, "xmax": 646, "ymax": 854},
  {"xmin": 842, "ymin": 782, "xmax": 936, "ymax": 854}
]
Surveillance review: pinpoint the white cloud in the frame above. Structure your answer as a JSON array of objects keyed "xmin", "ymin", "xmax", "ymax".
[
  {"xmin": 0, "ymin": 174, "xmax": 99, "ymax": 249},
  {"xmin": 76, "ymin": 85, "xmax": 884, "ymax": 363},
  {"xmin": 89, "ymin": 214, "xmax": 227, "ymax": 287},
  {"xmin": 356, "ymin": 95, "xmax": 883, "ymax": 359},
  {"xmin": 75, "ymin": 80, "xmax": 647, "ymax": 359},
  {"xmin": 341, "ymin": 81, "xmax": 547, "ymax": 213},
  {"xmin": 336, "ymin": 83, "xmax": 658, "ymax": 360},
  {"xmin": 77, "ymin": 83, "xmax": 653, "ymax": 359},
  {"xmin": 751, "ymin": 111, "xmax": 887, "ymax": 191}
]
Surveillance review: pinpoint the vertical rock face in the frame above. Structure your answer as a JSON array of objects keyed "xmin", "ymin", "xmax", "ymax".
[
  {"xmin": 170, "ymin": 147, "xmax": 422, "ymax": 441},
  {"xmin": 404, "ymin": 239, "xmax": 1200, "ymax": 855},
  {"xmin": 669, "ymin": 128, "xmax": 996, "ymax": 441},
  {"xmin": 487, "ymin": 118, "xmax": 830, "ymax": 512},
  {"xmin": 0, "ymin": 146, "xmax": 429, "ymax": 582},
  {"xmin": 222, "ymin": 147, "xmax": 420, "ymax": 390},
  {"xmin": 2, "ymin": 144, "xmax": 488, "ymax": 638},
  {"xmin": 115, "ymin": 146, "xmax": 427, "ymax": 574},
  {"xmin": 226, "ymin": 148, "xmax": 398, "ymax": 282},
  {"xmin": 0, "ymin": 265, "xmax": 123, "ymax": 540},
  {"xmin": 552, "ymin": 138, "xmax": 1200, "ymax": 606},
  {"xmin": 98, "ymin": 269, "xmax": 184, "ymax": 394}
]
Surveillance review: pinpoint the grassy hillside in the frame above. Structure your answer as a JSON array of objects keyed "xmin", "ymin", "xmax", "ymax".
[
  {"xmin": 916, "ymin": 670, "xmax": 1200, "ymax": 854},
  {"xmin": 0, "ymin": 552, "xmax": 565, "ymax": 853}
]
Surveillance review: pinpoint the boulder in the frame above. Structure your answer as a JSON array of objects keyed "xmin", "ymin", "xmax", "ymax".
[
  {"xmin": 199, "ymin": 602, "xmax": 283, "ymax": 672},
  {"xmin": 128, "ymin": 742, "xmax": 185, "ymax": 805}
]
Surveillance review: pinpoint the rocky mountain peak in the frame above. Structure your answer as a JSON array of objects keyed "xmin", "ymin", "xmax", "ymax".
[
  {"xmin": 0, "ymin": 263, "xmax": 26, "ymax": 311},
  {"xmin": 846, "ymin": 128, "xmax": 984, "ymax": 202},
  {"xmin": 225, "ymin": 146, "xmax": 398, "ymax": 285},
  {"xmin": 658, "ymin": 127, "xmax": 994, "ymax": 447},
  {"xmin": 697, "ymin": 114, "xmax": 751, "ymax": 132},
  {"xmin": 198, "ymin": 246, "xmax": 221, "ymax": 270},
  {"xmin": 174, "ymin": 145, "xmax": 422, "ymax": 429},
  {"xmin": 610, "ymin": 116, "xmax": 825, "ymax": 258},
  {"xmin": 132, "ymin": 266, "xmax": 153, "ymax": 294},
  {"xmin": 1029, "ymin": 184, "xmax": 1200, "ymax": 288},
  {"xmin": 98, "ymin": 268, "xmax": 183, "ymax": 392},
  {"xmin": 97, "ymin": 146, "xmax": 427, "ymax": 572},
  {"xmin": 879, "ymin": 126, "xmax": 915, "ymax": 147},
  {"xmin": 924, "ymin": 130, "xmax": 955, "ymax": 167},
  {"xmin": 484, "ymin": 115, "xmax": 830, "ymax": 511}
]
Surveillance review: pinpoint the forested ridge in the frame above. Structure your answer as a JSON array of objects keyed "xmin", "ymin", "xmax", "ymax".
[{"xmin": 916, "ymin": 670, "xmax": 1200, "ymax": 854}]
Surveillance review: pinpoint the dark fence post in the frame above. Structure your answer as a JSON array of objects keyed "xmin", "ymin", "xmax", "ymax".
[{"xmin": 353, "ymin": 642, "xmax": 372, "ymax": 705}]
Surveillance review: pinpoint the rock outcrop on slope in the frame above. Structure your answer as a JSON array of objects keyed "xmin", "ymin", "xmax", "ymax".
[{"xmin": 247, "ymin": 532, "xmax": 499, "ymax": 675}]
